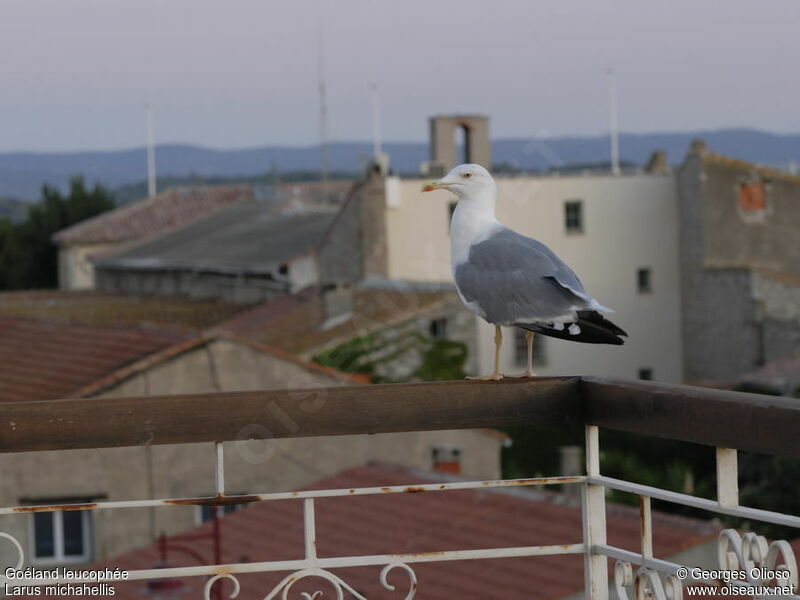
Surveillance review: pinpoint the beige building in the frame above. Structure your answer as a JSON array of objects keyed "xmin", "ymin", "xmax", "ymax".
[{"xmin": 380, "ymin": 171, "xmax": 683, "ymax": 382}]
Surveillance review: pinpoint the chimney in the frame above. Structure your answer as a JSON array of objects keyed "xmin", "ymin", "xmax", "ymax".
[
  {"xmin": 645, "ymin": 150, "xmax": 669, "ymax": 175},
  {"xmin": 428, "ymin": 115, "xmax": 491, "ymax": 173},
  {"xmin": 432, "ymin": 445, "xmax": 461, "ymax": 475},
  {"xmin": 689, "ymin": 138, "xmax": 708, "ymax": 154}
]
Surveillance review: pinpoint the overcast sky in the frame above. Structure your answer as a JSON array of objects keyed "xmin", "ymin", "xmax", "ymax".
[{"xmin": 1, "ymin": 0, "xmax": 798, "ymax": 152}]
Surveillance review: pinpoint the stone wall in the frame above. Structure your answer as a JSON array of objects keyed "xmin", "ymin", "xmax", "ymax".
[{"xmin": 678, "ymin": 142, "xmax": 800, "ymax": 381}]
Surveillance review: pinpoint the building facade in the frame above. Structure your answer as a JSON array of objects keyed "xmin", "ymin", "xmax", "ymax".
[{"xmin": 677, "ymin": 140, "xmax": 800, "ymax": 382}]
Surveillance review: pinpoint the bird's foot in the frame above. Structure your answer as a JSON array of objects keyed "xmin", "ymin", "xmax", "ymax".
[
  {"xmin": 508, "ymin": 369, "xmax": 538, "ymax": 378},
  {"xmin": 465, "ymin": 372, "xmax": 504, "ymax": 381}
]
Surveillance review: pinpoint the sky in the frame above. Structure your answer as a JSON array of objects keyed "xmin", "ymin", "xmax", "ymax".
[{"xmin": 1, "ymin": 0, "xmax": 799, "ymax": 152}]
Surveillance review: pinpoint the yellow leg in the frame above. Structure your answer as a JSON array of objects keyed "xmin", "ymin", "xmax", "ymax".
[
  {"xmin": 467, "ymin": 325, "xmax": 504, "ymax": 381},
  {"xmin": 510, "ymin": 330, "xmax": 538, "ymax": 378}
]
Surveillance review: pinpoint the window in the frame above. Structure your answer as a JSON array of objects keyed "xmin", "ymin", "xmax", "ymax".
[
  {"xmin": 638, "ymin": 368, "xmax": 653, "ymax": 381},
  {"xmin": 429, "ymin": 318, "xmax": 448, "ymax": 340},
  {"xmin": 514, "ymin": 330, "xmax": 546, "ymax": 366},
  {"xmin": 564, "ymin": 200, "xmax": 584, "ymax": 233},
  {"xmin": 31, "ymin": 510, "xmax": 91, "ymax": 563},
  {"xmin": 739, "ymin": 181, "xmax": 766, "ymax": 212},
  {"xmin": 197, "ymin": 504, "xmax": 245, "ymax": 524},
  {"xmin": 637, "ymin": 267, "xmax": 652, "ymax": 293},
  {"xmin": 278, "ymin": 263, "xmax": 289, "ymax": 276}
]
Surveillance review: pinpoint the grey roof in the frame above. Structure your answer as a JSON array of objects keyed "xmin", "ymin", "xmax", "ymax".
[{"xmin": 94, "ymin": 200, "xmax": 337, "ymax": 274}]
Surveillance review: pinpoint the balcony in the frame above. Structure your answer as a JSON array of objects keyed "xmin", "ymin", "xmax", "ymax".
[{"xmin": 0, "ymin": 376, "xmax": 798, "ymax": 599}]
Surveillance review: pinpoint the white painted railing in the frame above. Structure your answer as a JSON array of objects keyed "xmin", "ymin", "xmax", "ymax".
[{"xmin": 0, "ymin": 378, "xmax": 797, "ymax": 599}]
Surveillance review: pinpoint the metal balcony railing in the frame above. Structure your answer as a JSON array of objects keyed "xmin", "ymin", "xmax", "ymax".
[{"xmin": 0, "ymin": 377, "xmax": 798, "ymax": 599}]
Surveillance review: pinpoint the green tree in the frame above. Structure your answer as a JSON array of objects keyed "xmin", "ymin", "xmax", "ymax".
[{"xmin": 0, "ymin": 177, "xmax": 114, "ymax": 290}]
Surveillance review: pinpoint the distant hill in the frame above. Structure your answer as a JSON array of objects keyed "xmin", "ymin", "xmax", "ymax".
[{"xmin": 2, "ymin": 128, "xmax": 799, "ymax": 200}]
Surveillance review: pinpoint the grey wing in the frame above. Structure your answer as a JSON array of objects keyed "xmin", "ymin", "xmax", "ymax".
[{"xmin": 454, "ymin": 228, "xmax": 599, "ymax": 325}]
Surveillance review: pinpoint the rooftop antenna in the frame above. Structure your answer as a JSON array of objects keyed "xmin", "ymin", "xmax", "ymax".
[
  {"xmin": 145, "ymin": 103, "xmax": 157, "ymax": 197},
  {"xmin": 607, "ymin": 68, "xmax": 620, "ymax": 176},
  {"xmin": 369, "ymin": 82, "xmax": 382, "ymax": 159},
  {"xmin": 317, "ymin": 25, "xmax": 329, "ymax": 201}
]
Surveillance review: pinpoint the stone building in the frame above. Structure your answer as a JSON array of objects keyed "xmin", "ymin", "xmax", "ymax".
[
  {"xmin": 94, "ymin": 201, "xmax": 336, "ymax": 304},
  {"xmin": 53, "ymin": 185, "xmax": 253, "ymax": 290},
  {"xmin": 677, "ymin": 140, "xmax": 800, "ymax": 382}
]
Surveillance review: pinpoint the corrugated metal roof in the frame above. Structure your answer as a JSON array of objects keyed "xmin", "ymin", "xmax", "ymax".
[
  {"xmin": 68, "ymin": 463, "xmax": 718, "ymax": 600},
  {"xmin": 53, "ymin": 185, "xmax": 252, "ymax": 245},
  {"xmin": 95, "ymin": 203, "xmax": 337, "ymax": 274},
  {"xmin": 0, "ymin": 316, "xmax": 183, "ymax": 402}
]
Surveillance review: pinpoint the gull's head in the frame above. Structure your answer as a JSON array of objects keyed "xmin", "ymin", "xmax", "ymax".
[{"xmin": 422, "ymin": 164, "xmax": 495, "ymax": 200}]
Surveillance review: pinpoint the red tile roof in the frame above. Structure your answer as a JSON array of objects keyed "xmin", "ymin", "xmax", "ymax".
[
  {"xmin": 52, "ymin": 185, "xmax": 252, "ymax": 245},
  {"xmin": 0, "ymin": 316, "xmax": 183, "ymax": 402},
  {"xmin": 217, "ymin": 285, "xmax": 456, "ymax": 356},
  {"xmin": 0, "ymin": 290, "xmax": 248, "ymax": 334},
  {"xmin": 75, "ymin": 464, "xmax": 718, "ymax": 600}
]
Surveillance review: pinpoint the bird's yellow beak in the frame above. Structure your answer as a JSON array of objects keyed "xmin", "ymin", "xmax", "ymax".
[{"xmin": 422, "ymin": 180, "xmax": 450, "ymax": 192}]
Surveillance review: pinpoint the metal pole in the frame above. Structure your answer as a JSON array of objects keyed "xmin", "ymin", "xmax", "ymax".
[
  {"xmin": 145, "ymin": 103, "xmax": 157, "ymax": 197},
  {"xmin": 608, "ymin": 68, "xmax": 620, "ymax": 176},
  {"xmin": 318, "ymin": 25, "xmax": 329, "ymax": 201},
  {"xmin": 212, "ymin": 507, "xmax": 221, "ymax": 600},
  {"xmin": 370, "ymin": 82, "xmax": 382, "ymax": 160},
  {"xmin": 582, "ymin": 425, "xmax": 608, "ymax": 599}
]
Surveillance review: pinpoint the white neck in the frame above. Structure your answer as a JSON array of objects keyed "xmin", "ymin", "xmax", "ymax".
[{"xmin": 449, "ymin": 190, "xmax": 501, "ymax": 266}]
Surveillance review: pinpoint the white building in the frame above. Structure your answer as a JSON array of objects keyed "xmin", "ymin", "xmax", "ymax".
[{"xmin": 380, "ymin": 171, "xmax": 683, "ymax": 381}]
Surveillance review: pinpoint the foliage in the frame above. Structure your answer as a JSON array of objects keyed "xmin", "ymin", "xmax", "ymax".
[
  {"xmin": 738, "ymin": 452, "xmax": 800, "ymax": 539},
  {"xmin": 413, "ymin": 340, "xmax": 467, "ymax": 381},
  {"xmin": 313, "ymin": 329, "xmax": 468, "ymax": 384},
  {"xmin": 0, "ymin": 177, "xmax": 114, "ymax": 290}
]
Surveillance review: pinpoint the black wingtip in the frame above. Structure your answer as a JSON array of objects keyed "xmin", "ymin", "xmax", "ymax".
[{"xmin": 516, "ymin": 311, "xmax": 628, "ymax": 345}]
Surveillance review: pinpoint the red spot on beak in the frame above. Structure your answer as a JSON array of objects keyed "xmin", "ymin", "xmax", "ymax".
[{"xmin": 423, "ymin": 184, "xmax": 435, "ymax": 192}]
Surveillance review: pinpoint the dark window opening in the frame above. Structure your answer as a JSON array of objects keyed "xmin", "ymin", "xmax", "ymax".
[
  {"xmin": 454, "ymin": 123, "xmax": 472, "ymax": 164},
  {"xmin": 278, "ymin": 263, "xmax": 289, "ymax": 276},
  {"xmin": 32, "ymin": 508, "xmax": 90, "ymax": 562},
  {"xmin": 429, "ymin": 318, "xmax": 448, "ymax": 340},
  {"xmin": 638, "ymin": 368, "xmax": 653, "ymax": 381},
  {"xmin": 33, "ymin": 513, "xmax": 55, "ymax": 559},
  {"xmin": 637, "ymin": 267, "xmax": 653, "ymax": 293},
  {"xmin": 564, "ymin": 200, "xmax": 584, "ymax": 233}
]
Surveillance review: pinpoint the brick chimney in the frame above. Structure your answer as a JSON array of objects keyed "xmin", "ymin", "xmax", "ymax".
[{"xmin": 432, "ymin": 445, "xmax": 461, "ymax": 475}]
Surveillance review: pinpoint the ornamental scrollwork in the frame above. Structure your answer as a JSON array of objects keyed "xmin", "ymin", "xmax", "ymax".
[
  {"xmin": 718, "ymin": 529, "xmax": 798, "ymax": 588},
  {"xmin": 203, "ymin": 562, "xmax": 417, "ymax": 600},
  {"xmin": 0, "ymin": 532, "xmax": 25, "ymax": 577},
  {"xmin": 614, "ymin": 560, "xmax": 682, "ymax": 600}
]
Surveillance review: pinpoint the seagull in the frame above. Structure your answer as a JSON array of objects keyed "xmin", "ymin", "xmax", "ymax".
[{"xmin": 423, "ymin": 164, "xmax": 627, "ymax": 380}]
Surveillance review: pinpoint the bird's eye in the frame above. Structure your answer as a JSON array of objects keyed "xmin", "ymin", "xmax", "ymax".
[{"xmin": 463, "ymin": 172, "xmax": 473, "ymax": 179}]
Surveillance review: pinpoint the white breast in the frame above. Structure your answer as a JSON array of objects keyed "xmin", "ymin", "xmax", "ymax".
[{"xmin": 449, "ymin": 201, "xmax": 502, "ymax": 268}]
